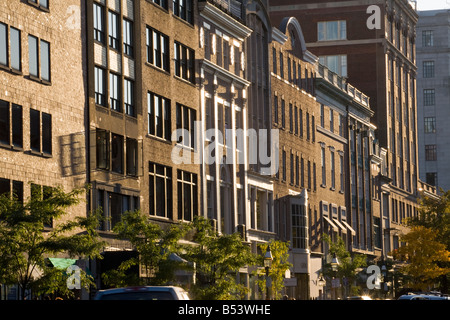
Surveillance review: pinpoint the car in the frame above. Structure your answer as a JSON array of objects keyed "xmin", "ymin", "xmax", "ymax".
[
  {"xmin": 93, "ymin": 286, "xmax": 190, "ymax": 300},
  {"xmin": 346, "ymin": 296, "xmax": 372, "ymax": 300},
  {"xmin": 398, "ymin": 294, "xmax": 449, "ymax": 300}
]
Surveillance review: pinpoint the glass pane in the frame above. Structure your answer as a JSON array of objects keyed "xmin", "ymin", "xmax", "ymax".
[
  {"xmin": 0, "ymin": 23, "xmax": 7, "ymax": 66},
  {"xmin": 28, "ymin": 36, "xmax": 38, "ymax": 77},
  {"xmin": 326, "ymin": 21, "xmax": 338, "ymax": 40},
  {"xmin": 12, "ymin": 104, "xmax": 23, "ymax": 147},
  {"xmin": 42, "ymin": 112, "xmax": 51, "ymax": 154},
  {"xmin": 10, "ymin": 27, "xmax": 20, "ymax": 70},
  {"xmin": 40, "ymin": 40, "xmax": 50, "ymax": 81},
  {"xmin": 30, "ymin": 109, "xmax": 40, "ymax": 152},
  {"xmin": 0, "ymin": 100, "xmax": 9, "ymax": 144}
]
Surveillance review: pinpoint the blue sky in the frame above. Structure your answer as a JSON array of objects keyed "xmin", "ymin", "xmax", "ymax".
[{"xmin": 416, "ymin": 0, "xmax": 450, "ymax": 11}]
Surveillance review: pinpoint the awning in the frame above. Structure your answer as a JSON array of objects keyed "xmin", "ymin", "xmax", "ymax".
[
  {"xmin": 341, "ymin": 220, "xmax": 356, "ymax": 236},
  {"xmin": 332, "ymin": 218, "xmax": 347, "ymax": 232},
  {"xmin": 48, "ymin": 258, "xmax": 77, "ymax": 270},
  {"xmin": 323, "ymin": 216, "xmax": 338, "ymax": 232}
]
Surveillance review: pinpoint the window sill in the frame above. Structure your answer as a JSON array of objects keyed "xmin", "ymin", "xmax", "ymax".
[
  {"xmin": 0, "ymin": 143, "xmax": 23, "ymax": 152},
  {"xmin": 174, "ymin": 75, "xmax": 196, "ymax": 87},
  {"xmin": 28, "ymin": 75, "xmax": 51, "ymax": 86},
  {"xmin": 0, "ymin": 64, "xmax": 23, "ymax": 75},
  {"xmin": 145, "ymin": 62, "xmax": 171, "ymax": 76},
  {"xmin": 28, "ymin": 150, "xmax": 52, "ymax": 158},
  {"xmin": 26, "ymin": 0, "xmax": 50, "ymax": 12},
  {"xmin": 146, "ymin": 134, "xmax": 173, "ymax": 145}
]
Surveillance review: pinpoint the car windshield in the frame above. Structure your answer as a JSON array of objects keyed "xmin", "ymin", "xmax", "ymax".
[{"xmin": 99, "ymin": 291, "xmax": 175, "ymax": 300}]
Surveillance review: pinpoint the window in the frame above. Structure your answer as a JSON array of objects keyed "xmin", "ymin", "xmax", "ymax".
[
  {"xmin": 0, "ymin": 100, "xmax": 22, "ymax": 148},
  {"xmin": 109, "ymin": 72, "xmax": 121, "ymax": 112},
  {"xmin": 425, "ymin": 145, "xmax": 437, "ymax": 161},
  {"xmin": 374, "ymin": 217, "xmax": 382, "ymax": 248},
  {"xmin": 108, "ymin": 11, "xmax": 120, "ymax": 50},
  {"xmin": 320, "ymin": 104, "xmax": 324, "ymax": 127},
  {"xmin": 28, "ymin": 0, "xmax": 48, "ymax": 10},
  {"xmin": 0, "ymin": 24, "xmax": 21, "ymax": 71},
  {"xmin": 289, "ymin": 103, "xmax": 293, "ymax": 132},
  {"xmin": 321, "ymin": 146, "xmax": 326, "ymax": 186},
  {"xmin": 292, "ymin": 204, "xmax": 307, "ymax": 249},
  {"xmin": 152, "ymin": 0, "xmax": 168, "ymax": 10},
  {"xmin": 96, "ymin": 129, "xmax": 109, "ymax": 170},
  {"xmin": 174, "ymin": 41, "xmax": 195, "ymax": 83},
  {"xmin": 426, "ymin": 172, "xmax": 437, "ymax": 187},
  {"xmin": 330, "ymin": 150, "xmax": 335, "ymax": 189},
  {"xmin": 423, "ymin": 61, "xmax": 434, "ymax": 78},
  {"xmin": 339, "ymin": 153, "xmax": 345, "ymax": 192},
  {"xmin": 424, "ymin": 117, "xmax": 436, "ymax": 133},
  {"xmin": 329, "ymin": 109, "xmax": 334, "ymax": 132},
  {"xmin": 148, "ymin": 92, "xmax": 171, "ymax": 141},
  {"xmin": 290, "ymin": 152, "xmax": 294, "ymax": 184},
  {"xmin": 294, "ymin": 107, "xmax": 298, "ymax": 135},
  {"xmin": 306, "ymin": 112, "xmax": 310, "ymax": 140},
  {"xmin": 30, "ymin": 109, "xmax": 51, "ymax": 155},
  {"xmin": 177, "ymin": 170, "xmax": 197, "ymax": 221},
  {"xmin": 93, "ymin": 3, "xmax": 105, "ymax": 43},
  {"xmin": 274, "ymin": 95, "xmax": 278, "ymax": 124},
  {"xmin": 282, "ymin": 150, "xmax": 286, "ymax": 181},
  {"xmin": 149, "ymin": 162, "xmax": 172, "ymax": 218},
  {"xmin": 146, "ymin": 27, "xmax": 169, "ymax": 72},
  {"xmin": 98, "ymin": 190, "xmax": 139, "ymax": 231},
  {"xmin": 173, "ymin": 0, "xmax": 193, "ymax": 24},
  {"xmin": 0, "ymin": 23, "xmax": 8, "ymax": 67},
  {"xmin": 281, "ymin": 99, "xmax": 285, "ymax": 129},
  {"xmin": 111, "ymin": 133, "xmax": 124, "ymax": 174},
  {"xmin": 126, "ymin": 138, "xmax": 138, "ymax": 176},
  {"xmin": 272, "ymin": 48, "xmax": 277, "ymax": 75},
  {"xmin": 319, "ymin": 55, "xmax": 347, "ymax": 77},
  {"xmin": 94, "ymin": 66, "xmax": 106, "ymax": 106},
  {"xmin": 318, "ymin": 20, "xmax": 346, "ymax": 41},
  {"xmin": 28, "ymin": 35, "xmax": 50, "ymax": 82},
  {"xmin": 176, "ymin": 103, "xmax": 196, "ymax": 148},
  {"xmin": 423, "ymin": 89, "xmax": 435, "ymax": 106},
  {"xmin": 422, "ymin": 30, "xmax": 433, "ymax": 47},
  {"xmin": 124, "ymin": 78, "xmax": 135, "ymax": 116},
  {"xmin": 279, "ymin": 52, "xmax": 284, "ymax": 78},
  {"xmin": 123, "ymin": 19, "xmax": 133, "ymax": 56}
]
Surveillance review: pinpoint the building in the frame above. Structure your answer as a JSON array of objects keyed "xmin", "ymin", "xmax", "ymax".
[
  {"xmin": 268, "ymin": 0, "xmax": 421, "ymax": 268},
  {"xmin": 416, "ymin": 10, "xmax": 450, "ymax": 191},
  {"xmin": 270, "ymin": 16, "xmax": 319, "ymax": 300},
  {"xmin": 0, "ymin": 0, "xmax": 88, "ymax": 298}
]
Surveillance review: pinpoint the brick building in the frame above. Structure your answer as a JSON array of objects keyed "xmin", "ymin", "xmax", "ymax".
[
  {"xmin": 268, "ymin": 0, "xmax": 421, "ymax": 269},
  {"xmin": 0, "ymin": 0, "xmax": 89, "ymax": 299}
]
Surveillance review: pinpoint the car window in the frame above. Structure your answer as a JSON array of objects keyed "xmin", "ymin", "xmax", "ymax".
[{"xmin": 99, "ymin": 291, "xmax": 175, "ymax": 300}]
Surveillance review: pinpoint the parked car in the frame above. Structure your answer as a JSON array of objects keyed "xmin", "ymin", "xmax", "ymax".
[
  {"xmin": 93, "ymin": 286, "xmax": 190, "ymax": 300},
  {"xmin": 398, "ymin": 293, "xmax": 449, "ymax": 300},
  {"xmin": 346, "ymin": 296, "xmax": 372, "ymax": 300}
]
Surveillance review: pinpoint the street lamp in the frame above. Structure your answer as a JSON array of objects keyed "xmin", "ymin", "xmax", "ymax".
[
  {"xmin": 264, "ymin": 245, "xmax": 273, "ymax": 300},
  {"xmin": 331, "ymin": 253, "xmax": 339, "ymax": 272},
  {"xmin": 330, "ymin": 253, "xmax": 339, "ymax": 299}
]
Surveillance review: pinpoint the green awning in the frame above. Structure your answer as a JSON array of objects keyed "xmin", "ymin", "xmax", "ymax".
[{"xmin": 48, "ymin": 258, "xmax": 77, "ymax": 270}]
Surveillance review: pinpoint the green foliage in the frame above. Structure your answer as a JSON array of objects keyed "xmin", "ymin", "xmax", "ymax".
[
  {"xmin": 322, "ymin": 234, "xmax": 367, "ymax": 283},
  {"xmin": 102, "ymin": 209, "xmax": 189, "ymax": 287},
  {"xmin": 182, "ymin": 217, "xmax": 256, "ymax": 300},
  {"xmin": 255, "ymin": 240, "xmax": 292, "ymax": 300},
  {"xmin": 0, "ymin": 185, "xmax": 105, "ymax": 299}
]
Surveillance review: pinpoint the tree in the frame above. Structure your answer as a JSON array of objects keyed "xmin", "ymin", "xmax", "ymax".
[
  {"xmin": 407, "ymin": 190, "xmax": 450, "ymax": 292},
  {"xmin": 255, "ymin": 240, "xmax": 292, "ymax": 300},
  {"xmin": 391, "ymin": 226, "xmax": 450, "ymax": 291},
  {"xmin": 182, "ymin": 217, "xmax": 256, "ymax": 300},
  {"xmin": 322, "ymin": 234, "xmax": 367, "ymax": 297},
  {"xmin": 102, "ymin": 209, "xmax": 189, "ymax": 288},
  {"xmin": 0, "ymin": 185, "xmax": 105, "ymax": 299}
]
